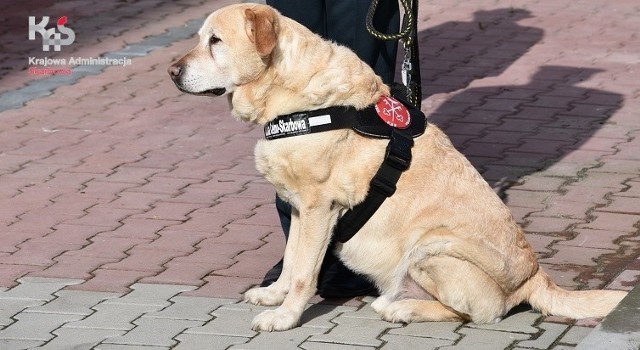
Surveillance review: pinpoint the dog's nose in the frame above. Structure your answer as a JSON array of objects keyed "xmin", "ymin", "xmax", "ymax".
[{"xmin": 168, "ymin": 64, "xmax": 182, "ymax": 79}]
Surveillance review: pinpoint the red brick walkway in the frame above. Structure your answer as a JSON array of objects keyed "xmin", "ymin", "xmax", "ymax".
[{"xmin": 1, "ymin": 0, "xmax": 638, "ymax": 313}]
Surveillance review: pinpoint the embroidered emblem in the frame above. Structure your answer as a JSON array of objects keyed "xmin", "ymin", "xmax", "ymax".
[{"xmin": 375, "ymin": 96, "xmax": 411, "ymax": 129}]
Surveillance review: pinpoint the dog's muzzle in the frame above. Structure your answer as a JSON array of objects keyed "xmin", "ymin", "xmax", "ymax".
[{"xmin": 167, "ymin": 64, "xmax": 226, "ymax": 96}]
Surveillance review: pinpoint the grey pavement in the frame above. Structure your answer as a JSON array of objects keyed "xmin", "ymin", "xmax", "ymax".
[{"xmin": 1, "ymin": 277, "xmax": 632, "ymax": 350}]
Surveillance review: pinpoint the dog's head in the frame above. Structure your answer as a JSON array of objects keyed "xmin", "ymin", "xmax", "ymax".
[{"xmin": 168, "ymin": 4, "xmax": 278, "ymax": 97}]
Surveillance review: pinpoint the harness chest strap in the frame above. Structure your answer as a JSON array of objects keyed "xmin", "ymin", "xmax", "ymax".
[{"xmin": 334, "ymin": 128, "xmax": 414, "ymax": 243}]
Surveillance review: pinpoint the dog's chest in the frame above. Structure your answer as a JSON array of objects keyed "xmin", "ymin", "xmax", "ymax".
[
  {"xmin": 253, "ymin": 132, "xmax": 385, "ymax": 209},
  {"xmin": 253, "ymin": 137, "xmax": 333, "ymax": 199}
]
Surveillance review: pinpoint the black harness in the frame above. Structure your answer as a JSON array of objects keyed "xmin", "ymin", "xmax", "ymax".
[{"xmin": 264, "ymin": 95, "xmax": 427, "ymax": 243}]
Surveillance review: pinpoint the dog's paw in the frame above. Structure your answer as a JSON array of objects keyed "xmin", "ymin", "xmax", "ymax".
[
  {"xmin": 380, "ymin": 301, "xmax": 415, "ymax": 324},
  {"xmin": 251, "ymin": 308, "xmax": 300, "ymax": 332},
  {"xmin": 371, "ymin": 295, "xmax": 393, "ymax": 314},
  {"xmin": 244, "ymin": 286, "xmax": 286, "ymax": 306}
]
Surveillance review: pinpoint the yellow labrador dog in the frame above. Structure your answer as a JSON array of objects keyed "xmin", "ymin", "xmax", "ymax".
[{"xmin": 168, "ymin": 3, "xmax": 627, "ymax": 331}]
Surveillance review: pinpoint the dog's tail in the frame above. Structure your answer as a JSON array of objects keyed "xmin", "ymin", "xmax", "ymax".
[{"xmin": 522, "ymin": 269, "xmax": 627, "ymax": 319}]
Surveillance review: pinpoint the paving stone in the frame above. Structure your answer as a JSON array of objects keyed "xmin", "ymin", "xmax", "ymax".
[
  {"xmin": 95, "ymin": 344, "xmax": 170, "ymax": 350},
  {"xmin": 42, "ymin": 328, "xmax": 125, "ymax": 350},
  {"xmin": 103, "ymin": 316, "xmax": 203, "ymax": 347},
  {"xmin": 140, "ymin": 260, "xmax": 224, "ymax": 286},
  {"xmin": 102, "ymin": 283, "xmax": 197, "ymax": 307},
  {"xmin": 559, "ymin": 326, "xmax": 592, "ymax": 345},
  {"xmin": 183, "ymin": 275, "xmax": 261, "ymax": 299},
  {"xmin": 607, "ymin": 269, "xmax": 640, "ymax": 291},
  {"xmin": 559, "ymin": 228, "xmax": 630, "ymax": 250},
  {"xmin": 145, "ymin": 296, "xmax": 233, "ymax": 321},
  {"xmin": 299, "ymin": 303, "xmax": 359, "ymax": 329},
  {"xmin": 230, "ymin": 326, "xmax": 327, "ymax": 350},
  {"xmin": 0, "ymin": 339, "xmax": 44, "ymax": 350},
  {"xmin": 578, "ymin": 211, "xmax": 639, "ymax": 233},
  {"xmin": 67, "ymin": 269, "xmax": 155, "ymax": 294},
  {"xmin": 100, "ymin": 247, "xmax": 183, "ymax": 273},
  {"xmin": 557, "ymin": 185, "xmax": 612, "ymax": 205},
  {"xmin": 336, "ymin": 298, "xmax": 379, "ymax": 320},
  {"xmin": 440, "ymin": 327, "xmax": 530, "ymax": 350},
  {"xmin": 524, "ymin": 216, "xmax": 584, "ymax": 234},
  {"xmin": 0, "ymin": 312, "xmax": 83, "ymax": 341},
  {"xmin": 184, "ymin": 305, "xmax": 262, "ymax": 338},
  {"xmin": 308, "ymin": 316, "xmax": 401, "ymax": 347},
  {"xmin": 0, "ymin": 298, "xmax": 45, "ymax": 327},
  {"xmin": 380, "ymin": 334, "xmax": 454, "ymax": 350},
  {"xmin": 26, "ymin": 290, "xmax": 120, "ymax": 316},
  {"xmin": 0, "ymin": 241, "xmax": 73, "ymax": 266},
  {"xmin": 386, "ymin": 321, "xmax": 462, "ymax": 340},
  {"xmin": 64, "ymin": 303, "xmax": 161, "ymax": 331},
  {"xmin": 468, "ymin": 311, "xmax": 540, "ymax": 334},
  {"xmin": 301, "ymin": 341, "xmax": 375, "ymax": 350},
  {"xmin": 174, "ymin": 333, "xmax": 250, "ymax": 350},
  {"xmin": 539, "ymin": 245, "xmax": 615, "ymax": 266},
  {"xmin": 0, "ymin": 277, "xmax": 83, "ymax": 301},
  {"xmin": 517, "ymin": 322, "xmax": 569, "ymax": 349},
  {"xmin": 0, "ymin": 265, "xmax": 44, "ymax": 291}
]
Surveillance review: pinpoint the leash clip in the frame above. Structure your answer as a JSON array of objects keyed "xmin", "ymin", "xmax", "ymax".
[{"xmin": 401, "ymin": 46, "xmax": 412, "ymax": 86}]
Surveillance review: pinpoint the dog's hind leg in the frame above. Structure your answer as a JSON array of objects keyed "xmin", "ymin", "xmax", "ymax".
[
  {"xmin": 407, "ymin": 253, "xmax": 507, "ymax": 324},
  {"xmin": 375, "ymin": 233, "xmax": 509, "ymax": 324},
  {"xmin": 379, "ymin": 299, "xmax": 464, "ymax": 323},
  {"xmin": 371, "ymin": 241, "xmax": 466, "ymax": 323}
]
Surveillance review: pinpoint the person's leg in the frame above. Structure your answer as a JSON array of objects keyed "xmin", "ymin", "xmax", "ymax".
[
  {"xmin": 325, "ymin": 0, "xmax": 400, "ymax": 84},
  {"xmin": 266, "ymin": 0, "xmax": 326, "ymax": 35},
  {"xmin": 268, "ymin": 0, "xmax": 400, "ymax": 84},
  {"xmin": 312, "ymin": 0, "xmax": 398, "ymax": 297},
  {"xmin": 261, "ymin": 0, "xmax": 399, "ymax": 298}
]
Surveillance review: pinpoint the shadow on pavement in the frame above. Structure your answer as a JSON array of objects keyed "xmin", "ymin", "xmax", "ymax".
[{"xmin": 415, "ymin": 8, "xmax": 623, "ymax": 201}]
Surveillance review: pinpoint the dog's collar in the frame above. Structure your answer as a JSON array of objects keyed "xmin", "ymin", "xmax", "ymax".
[{"xmin": 264, "ymin": 96, "xmax": 427, "ymax": 140}]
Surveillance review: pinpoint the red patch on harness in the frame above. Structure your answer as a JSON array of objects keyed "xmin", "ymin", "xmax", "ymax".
[{"xmin": 375, "ymin": 96, "xmax": 410, "ymax": 129}]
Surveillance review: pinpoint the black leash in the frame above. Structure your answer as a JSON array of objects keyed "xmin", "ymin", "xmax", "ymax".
[{"xmin": 366, "ymin": 0, "xmax": 422, "ymax": 109}]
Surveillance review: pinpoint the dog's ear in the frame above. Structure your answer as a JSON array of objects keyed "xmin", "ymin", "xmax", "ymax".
[{"xmin": 245, "ymin": 7, "xmax": 277, "ymax": 57}]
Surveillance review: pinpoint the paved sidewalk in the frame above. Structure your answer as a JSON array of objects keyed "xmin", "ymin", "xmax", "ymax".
[{"xmin": 1, "ymin": 0, "xmax": 639, "ymax": 349}]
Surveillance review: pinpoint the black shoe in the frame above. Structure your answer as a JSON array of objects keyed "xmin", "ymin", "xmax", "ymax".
[{"xmin": 316, "ymin": 253, "xmax": 378, "ymax": 298}]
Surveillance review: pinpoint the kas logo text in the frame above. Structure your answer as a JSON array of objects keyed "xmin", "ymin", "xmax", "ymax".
[{"xmin": 29, "ymin": 16, "xmax": 75, "ymax": 51}]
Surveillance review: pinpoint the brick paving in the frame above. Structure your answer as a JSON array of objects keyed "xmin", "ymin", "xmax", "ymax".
[{"xmin": 0, "ymin": 0, "xmax": 639, "ymax": 349}]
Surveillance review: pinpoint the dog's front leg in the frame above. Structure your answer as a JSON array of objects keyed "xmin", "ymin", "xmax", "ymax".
[
  {"xmin": 251, "ymin": 204, "xmax": 336, "ymax": 331},
  {"xmin": 245, "ymin": 207, "xmax": 301, "ymax": 306}
]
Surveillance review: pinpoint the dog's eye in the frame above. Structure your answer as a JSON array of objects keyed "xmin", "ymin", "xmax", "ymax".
[{"xmin": 209, "ymin": 36, "xmax": 221, "ymax": 45}]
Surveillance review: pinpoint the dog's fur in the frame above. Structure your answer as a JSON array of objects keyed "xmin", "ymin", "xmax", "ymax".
[{"xmin": 169, "ymin": 3, "xmax": 627, "ymax": 331}]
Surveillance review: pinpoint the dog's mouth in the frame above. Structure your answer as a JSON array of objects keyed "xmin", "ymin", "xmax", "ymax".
[
  {"xmin": 195, "ymin": 88, "xmax": 227, "ymax": 96},
  {"xmin": 173, "ymin": 82, "xmax": 226, "ymax": 97}
]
